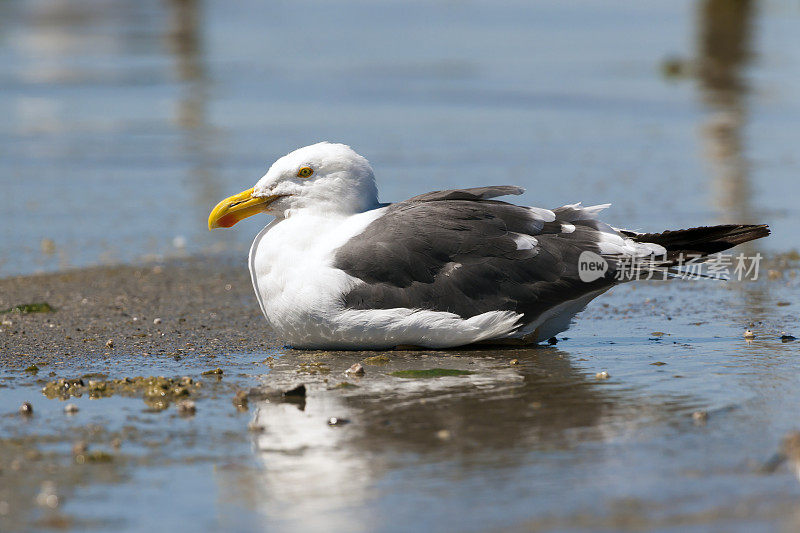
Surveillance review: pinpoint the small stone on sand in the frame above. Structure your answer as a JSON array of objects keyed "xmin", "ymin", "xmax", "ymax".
[
  {"xmin": 35, "ymin": 482, "xmax": 59, "ymax": 509},
  {"xmin": 595, "ymin": 371, "xmax": 610, "ymax": 380},
  {"xmin": 345, "ymin": 363, "xmax": 365, "ymax": 376}
]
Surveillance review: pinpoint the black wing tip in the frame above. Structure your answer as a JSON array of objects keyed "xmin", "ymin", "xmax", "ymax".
[{"xmin": 634, "ymin": 223, "xmax": 771, "ymax": 254}]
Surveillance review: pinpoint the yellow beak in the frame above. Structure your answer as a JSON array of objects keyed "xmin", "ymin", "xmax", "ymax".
[{"xmin": 207, "ymin": 188, "xmax": 280, "ymax": 229}]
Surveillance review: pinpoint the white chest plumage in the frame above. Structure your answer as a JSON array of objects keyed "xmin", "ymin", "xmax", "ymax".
[{"xmin": 248, "ymin": 209, "xmax": 385, "ymax": 346}]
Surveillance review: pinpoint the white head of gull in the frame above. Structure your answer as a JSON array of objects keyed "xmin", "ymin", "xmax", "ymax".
[
  {"xmin": 209, "ymin": 142, "xmax": 770, "ymax": 350},
  {"xmin": 255, "ymin": 142, "xmax": 380, "ymax": 218}
]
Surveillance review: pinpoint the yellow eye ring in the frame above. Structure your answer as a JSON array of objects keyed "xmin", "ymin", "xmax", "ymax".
[{"xmin": 297, "ymin": 166, "xmax": 314, "ymax": 178}]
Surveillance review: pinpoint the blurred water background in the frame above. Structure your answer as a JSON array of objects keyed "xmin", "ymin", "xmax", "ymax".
[{"xmin": 1, "ymin": 0, "xmax": 798, "ymax": 277}]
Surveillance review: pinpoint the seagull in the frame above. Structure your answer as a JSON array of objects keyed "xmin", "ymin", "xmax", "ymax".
[{"xmin": 208, "ymin": 142, "xmax": 769, "ymax": 350}]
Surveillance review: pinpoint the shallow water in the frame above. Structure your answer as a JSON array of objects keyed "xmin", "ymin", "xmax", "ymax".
[{"xmin": 2, "ymin": 0, "xmax": 800, "ymax": 531}]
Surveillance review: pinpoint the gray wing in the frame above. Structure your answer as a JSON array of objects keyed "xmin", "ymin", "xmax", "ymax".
[{"xmin": 333, "ymin": 186, "xmax": 620, "ymax": 326}]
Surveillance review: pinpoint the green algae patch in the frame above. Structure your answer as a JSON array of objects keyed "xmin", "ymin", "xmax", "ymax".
[
  {"xmin": 1, "ymin": 302, "xmax": 54, "ymax": 314},
  {"xmin": 42, "ymin": 376, "xmax": 199, "ymax": 410},
  {"xmin": 390, "ymin": 368, "xmax": 474, "ymax": 379},
  {"xmin": 363, "ymin": 355, "xmax": 390, "ymax": 365}
]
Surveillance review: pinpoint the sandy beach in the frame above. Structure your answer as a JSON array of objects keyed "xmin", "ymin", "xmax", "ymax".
[{"xmin": 0, "ymin": 257, "xmax": 274, "ymax": 365}]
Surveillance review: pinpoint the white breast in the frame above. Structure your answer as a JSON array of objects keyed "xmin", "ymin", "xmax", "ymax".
[{"xmin": 248, "ymin": 208, "xmax": 387, "ymax": 346}]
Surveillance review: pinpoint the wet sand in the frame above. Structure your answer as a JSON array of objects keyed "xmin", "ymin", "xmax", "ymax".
[{"xmin": 0, "ymin": 257, "xmax": 277, "ymax": 365}]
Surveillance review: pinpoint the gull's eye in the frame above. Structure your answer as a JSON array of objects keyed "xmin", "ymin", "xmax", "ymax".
[{"xmin": 297, "ymin": 166, "xmax": 314, "ymax": 178}]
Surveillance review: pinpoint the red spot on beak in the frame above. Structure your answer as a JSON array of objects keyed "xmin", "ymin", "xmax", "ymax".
[{"xmin": 217, "ymin": 214, "xmax": 239, "ymax": 228}]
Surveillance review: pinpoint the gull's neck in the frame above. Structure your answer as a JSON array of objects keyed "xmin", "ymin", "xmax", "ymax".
[{"xmin": 279, "ymin": 195, "xmax": 381, "ymax": 220}]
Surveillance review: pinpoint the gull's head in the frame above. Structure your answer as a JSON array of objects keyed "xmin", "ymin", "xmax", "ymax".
[{"xmin": 208, "ymin": 142, "xmax": 379, "ymax": 229}]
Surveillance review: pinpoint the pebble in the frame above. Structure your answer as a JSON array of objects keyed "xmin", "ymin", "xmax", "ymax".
[
  {"xmin": 19, "ymin": 402, "xmax": 33, "ymax": 416},
  {"xmin": 64, "ymin": 403, "xmax": 79, "ymax": 415},
  {"xmin": 35, "ymin": 481, "xmax": 59, "ymax": 509},
  {"xmin": 176, "ymin": 400, "xmax": 196, "ymax": 416},
  {"xmin": 106, "ymin": 339, "xmax": 114, "ymax": 348},
  {"xmin": 595, "ymin": 371, "xmax": 610, "ymax": 380},
  {"xmin": 345, "ymin": 363, "xmax": 365, "ymax": 376},
  {"xmin": 436, "ymin": 429, "xmax": 452, "ymax": 441},
  {"xmin": 510, "ymin": 359, "xmax": 520, "ymax": 365},
  {"xmin": 153, "ymin": 318, "xmax": 162, "ymax": 325},
  {"xmin": 692, "ymin": 410, "xmax": 708, "ymax": 423}
]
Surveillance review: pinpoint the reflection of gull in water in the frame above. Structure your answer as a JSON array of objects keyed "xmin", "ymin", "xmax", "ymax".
[
  {"xmin": 242, "ymin": 350, "xmax": 701, "ymax": 531},
  {"xmin": 250, "ymin": 394, "xmax": 374, "ymax": 533},
  {"xmin": 247, "ymin": 356, "xmax": 525, "ymax": 532}
]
